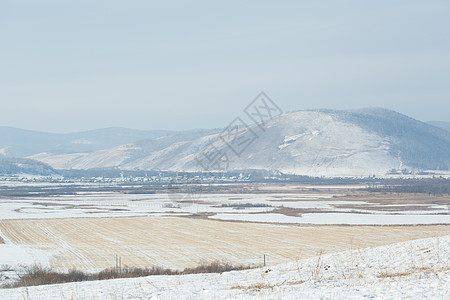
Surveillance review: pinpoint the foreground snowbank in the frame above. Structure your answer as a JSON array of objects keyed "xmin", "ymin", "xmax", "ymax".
[{"xmin": 1, "ymin": 235, "xmax": 449, "ymax": 299}]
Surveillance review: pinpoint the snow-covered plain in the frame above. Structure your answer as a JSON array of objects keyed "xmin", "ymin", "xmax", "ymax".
[
  {"xmin": 211, "ymin": 212, "xmax": 450, "ymax": 225},
  {"xmin": 0, "ymin": 191, "xmax": 447, "ymax": 225},
  {"xmin": 0, "ymin": 192, "xmax": 333, "ymax": 220},
  {"xmin": 0, "ymin": 235, "xmax": 448, "ymax": 299}
]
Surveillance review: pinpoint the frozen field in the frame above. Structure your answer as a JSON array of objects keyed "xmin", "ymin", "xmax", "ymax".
[
  {"xmin": 0, "ymin": 234, "xmax": 448, "ymax": 299},
  {"xmin": 0, "ymin": 184, "xmax": 448, "ymax": 225}
]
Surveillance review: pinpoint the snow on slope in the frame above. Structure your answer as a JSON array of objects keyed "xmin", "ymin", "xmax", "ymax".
[
  {"xmin": 30, "ymin": 144, "xmax": 142, "ymax": 170},
  {"xmin": 29, "ymin": 108, "xmax": 450, "ymax": 177},
  {"xmin": 212, "ymin": 110, "xmax": 398, "ymax": 177},
  {"xmin": 0, "ymin": 158, "xmax": 57, "ymax": 176},
  {"xmin": 28, "ymin": 152, "xmax": 90, "ymax": 169},
  {"xmin": 28, "ymin": 129, "xmax": 219, "ymax": 170},
  {"xmin": 1, "ymin": 235, "xmax": 448, "ymax": 299}
]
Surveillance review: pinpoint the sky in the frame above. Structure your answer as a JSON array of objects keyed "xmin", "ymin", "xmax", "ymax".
[{"xmin": 1, "ymin": 0, "xmax": 449, "ymax": 133}]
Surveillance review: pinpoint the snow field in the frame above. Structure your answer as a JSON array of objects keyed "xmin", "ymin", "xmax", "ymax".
[{"xmin": 0, "ymin": 235, "xmax": 448, "ymax": 299}]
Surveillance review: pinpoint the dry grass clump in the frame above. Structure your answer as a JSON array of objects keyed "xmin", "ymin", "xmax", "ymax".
[
  {"xmin": 0, "ymin": 236, "xmax": 4, "ymax": 244},
  {"xmin": 377, "ymin": 265, "xmax": 450, "ymax": 279},
  {"xmin": 220, "ymin": 203, "xmax": 272, "ymax": 208},
  {"xmin": 269, "ymin": 207, "xmax": 303, "ymax": 217},
  {"xmin": 230, "ymin": 282, "xmax": 274, "ymax": 291},
  {"xmin": 377, "ymin": 270, "xmax": 412, "ymax": 278}
]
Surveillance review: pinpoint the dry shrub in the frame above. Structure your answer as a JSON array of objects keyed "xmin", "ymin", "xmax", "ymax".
[
  {"xmin": 11, "ymin": 266, "xmax": 89, "ymax": 287},
  {"xmin": 5, "ymin": 261, "xmax": 253, "ymax": 288},
  {"xmin": 220, "ymin": 203, "xmax": 272, "ymax": 208},
  {"xmin": 377, "ymin": 270, "xmax": 411, "ymax": 278},
  {"xmin": 183, "ymin": 261, "xmax": 248, "ymax": 274},
  {"xmin": 96, "ymin": 266, "xmax": 179, "ymax": 280}
]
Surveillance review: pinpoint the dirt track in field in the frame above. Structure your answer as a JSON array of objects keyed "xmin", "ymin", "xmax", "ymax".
[{"xmin": 0, "ymin": 217, "xmax": 449, "ymax": 272}]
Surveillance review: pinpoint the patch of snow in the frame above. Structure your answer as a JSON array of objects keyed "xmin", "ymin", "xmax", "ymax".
[
  {"xmin": 0, "ymin": 229, "xmax": 51, "ymax": 268},
  {"xmin": 0, "ymin": 147, "xmax": 8, "ymax": 156},
  {"xmin": 211, "ymin": 212, "xmax": 450, "ymax": 225},
  {"xmin": 71, "ymin": 139, "xmax": 92, "ymax": 145}
]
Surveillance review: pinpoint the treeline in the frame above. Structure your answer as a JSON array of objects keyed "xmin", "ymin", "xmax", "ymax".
[{"xmin": 367, "ymin": 178, "xmax": 450, "ymax": 195}]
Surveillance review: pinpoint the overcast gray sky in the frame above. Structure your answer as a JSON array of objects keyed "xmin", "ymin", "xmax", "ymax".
[{"xmin": 1, "ymin": 0, "xmax": 449, "ymax": 133}]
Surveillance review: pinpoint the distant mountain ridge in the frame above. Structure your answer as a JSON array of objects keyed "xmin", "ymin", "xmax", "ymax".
[
  {"xmin": 26, "ymin": 108, "xmax": 450, "ymax": 177},
  {"xmin": 0, "ymin": 127, "xmax": 173, "ymax": 157}
]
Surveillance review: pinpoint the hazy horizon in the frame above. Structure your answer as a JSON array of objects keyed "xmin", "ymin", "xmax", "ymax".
[
  {"xmin": 0, "ymin": 106, "xmax": 449, "ymax": 135},
  {"xmin": 1, "ymin": 1, "xmax": 450, "ymax": 133}
]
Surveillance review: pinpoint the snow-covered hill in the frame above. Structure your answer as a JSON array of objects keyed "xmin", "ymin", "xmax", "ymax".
[
  {"xmin": 30, "ymin": 108, "xmax": 450, "ymax": 177},
  {"xmin": 29, "ymin": 129, "xmax": 220, "ymax": 170},
  {"xmin": 1, "ymin": 235, "xmax": 448, "ymax": 299},
  {"xmin": 0, "ymin": 158, "xmax": 57, "ymax": 177},
  {"xmin": 429, "ymin": 121, "xmax": 450, "ymax": 132}
]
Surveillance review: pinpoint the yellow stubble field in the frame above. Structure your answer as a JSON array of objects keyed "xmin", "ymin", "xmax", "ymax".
[{"xmin": 0, "ymin": 216, "xmax": 448, "ymax": 272}]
